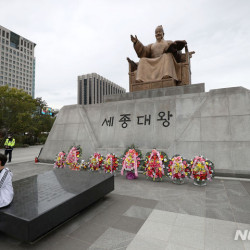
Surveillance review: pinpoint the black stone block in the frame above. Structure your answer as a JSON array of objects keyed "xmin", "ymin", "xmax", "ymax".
[{"xmin": 0, "ymin": 169, "xmax": 114, "ymax": 242}]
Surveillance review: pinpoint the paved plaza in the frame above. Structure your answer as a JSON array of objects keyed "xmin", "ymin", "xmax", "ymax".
[{"xmin": 0, "ymin": 146, "xmax": 250, "ymax": 249}]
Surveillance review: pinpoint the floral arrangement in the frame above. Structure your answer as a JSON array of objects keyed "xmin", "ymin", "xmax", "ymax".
[
  {"xmin": 66, "ymin": 145, "xmax": 82, "ymax": 171},
  {"xmin": 121, "ymin": 149, "xmax": 141, "ymax": 179},
  {"xmin": 190, "ymin": 155, "xmax": 215, "ymax": 185},
  {"xmin": 80, "ymin": 159, "xmax": 88, "ymax": 170},
  {"xmin": 54, "ymin": 151, "xmax": 66, "ymax": 168},
  {"xmin": 103, "ymin": 153, "xmax": 119, "ymax": 174},
  {"xmin": 89, "ymin": 152, "xmax": 103, "ymax": 171},
  {"xmin": 144, "ymin": 149, "xmax": 167, "ymax": 181},
  {"xmin": 166, "ymin": 155, "xmax": 190, "ymax": 183}
]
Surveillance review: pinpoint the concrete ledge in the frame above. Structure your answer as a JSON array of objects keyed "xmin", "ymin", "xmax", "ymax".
[
  {"xmin": 104, "ymin": 83, "xmax": 205, "ymax": 103},
  {"xmin": 215, "ymin": 169, "xmax": 250, "ymax": 179}
]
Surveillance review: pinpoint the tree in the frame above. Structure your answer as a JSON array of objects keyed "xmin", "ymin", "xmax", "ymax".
[
  {"xmin": 0, "ymin": 86, "xmax": 37, "ymax": 134},
  {"xmin": 0, "ymin": 86, "xmax": 56, "ymax": 145}
]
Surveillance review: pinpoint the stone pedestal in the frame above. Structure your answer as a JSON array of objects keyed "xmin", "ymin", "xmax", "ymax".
[{"xmin": 39, "ymin": 84, "xmax": 250, "ymax": 173}]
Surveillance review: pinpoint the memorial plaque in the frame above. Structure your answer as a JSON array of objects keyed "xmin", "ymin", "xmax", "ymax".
[{"xmin": 0, "ymin": 169, "xmax": 114, "ymax": 242}]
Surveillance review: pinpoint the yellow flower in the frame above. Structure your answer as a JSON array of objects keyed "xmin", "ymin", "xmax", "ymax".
[{"xmin": 169, "ymin": 172, "xmax": 172, "ymax": 175}]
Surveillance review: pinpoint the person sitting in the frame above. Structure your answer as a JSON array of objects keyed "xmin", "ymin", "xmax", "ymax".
[
  {"xmin": 0, "ymin": 153, "xmax": 14, "ymax": 208},
  {"xmin": 130, "ymin": 25, "xmax": 187, "ymax": 83}
]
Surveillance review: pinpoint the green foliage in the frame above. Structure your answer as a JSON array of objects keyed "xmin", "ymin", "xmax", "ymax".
[
  {"xmin": 0, "ymin": 85, "xmax": 55, "ymax": 146},
  {"xmin": 0, "ymin": 86, "xmax": 37, "ymax": 134}
]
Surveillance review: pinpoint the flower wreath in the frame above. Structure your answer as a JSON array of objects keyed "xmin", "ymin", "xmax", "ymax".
[
  {"xmin": 66, "ymin": 145, "xmax": 82, "ymax": 171},
  {"xmin": 103, "ymin": 153, "xmax": 119, "ymax": 173},
  {"xmin": 89, "ymin": 152, "xmax": 103, "ymax": 171},
  {"xmin": 80, "ymin": 159, "xmax": 88, "ymax": 170},
  {"xmin": 121, "ymin": 148, "xmax": 141, "ymax": 178},
  {"xmin": 144, "ymin": 149, "xmax": 167, "ymax": 181},
  {"xmin": 166, "ymin": 154, "xmax": 190, "ymax": 180},
  {"xmin": 190, "ymin": 155, "xmax": 215, "ymax": 182},
  {"xmin": 54, "ymin": 151, "xmax": 66, "ymax": 168}
]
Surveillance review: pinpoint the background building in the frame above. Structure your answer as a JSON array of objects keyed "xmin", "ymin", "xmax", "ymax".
[
  {"xmin": 78, "ymin": 73, "xmax": 126, "ymax": 105},
  {"xmin": 0, "ymin": 25, "xmax": 36, "ymax": 97}
]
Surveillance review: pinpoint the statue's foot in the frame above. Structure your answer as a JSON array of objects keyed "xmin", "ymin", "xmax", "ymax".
[
  {"xmin": 135, "ymin": 79, "xmax": 144, "ymax": 83},
  {"xmin": 162, "ymin": 75, "xmax": 172, "ymax": 79}
]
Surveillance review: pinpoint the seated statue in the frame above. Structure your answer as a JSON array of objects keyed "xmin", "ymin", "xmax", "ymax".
[{"xmin": 129, "ymin": 25, "xmax": 187, "ymax": 83}]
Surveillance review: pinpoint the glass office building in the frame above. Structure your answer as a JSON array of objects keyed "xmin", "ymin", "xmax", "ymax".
[
  {"xmin": 78, "ymin": 73, "xmax": 126, "ymax": 105},
  {"xmin": 0, "ymin": 25, "xmax": 36, "ymax": 97}
]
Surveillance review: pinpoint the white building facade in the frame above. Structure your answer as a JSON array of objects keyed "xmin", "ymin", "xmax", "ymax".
[
  {"xmin": 0, "ymin": 25, "xmax": 36, "ymax": 97},
  {"xmin": 78, "ymin": 73, "xmax": 126, "ymax": 105}
]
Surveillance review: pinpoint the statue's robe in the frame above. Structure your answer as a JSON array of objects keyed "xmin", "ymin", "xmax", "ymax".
[{"xmin": 133, "ymin": 39, "xmax": 181, "ymax": 82}]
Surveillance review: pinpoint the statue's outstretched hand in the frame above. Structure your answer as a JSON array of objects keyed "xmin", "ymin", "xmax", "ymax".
[{"xmin": 130, "ymin": 35, "xmax": 138, "ymax": 44}]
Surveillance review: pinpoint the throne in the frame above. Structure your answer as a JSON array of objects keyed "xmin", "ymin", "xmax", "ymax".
[{"xmin": 127, "ymin": 45, "xmax": 195, "ymax": 92}]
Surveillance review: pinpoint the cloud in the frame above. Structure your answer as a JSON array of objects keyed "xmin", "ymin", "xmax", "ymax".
[{"xmin": 1, "ymin": 0, "xmax": 250, "ymax": 109}]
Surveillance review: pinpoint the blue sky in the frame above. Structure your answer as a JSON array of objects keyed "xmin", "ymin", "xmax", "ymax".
[{"xmin": 1, "ymin": 0, "xmax": 250, "ymax": 109}]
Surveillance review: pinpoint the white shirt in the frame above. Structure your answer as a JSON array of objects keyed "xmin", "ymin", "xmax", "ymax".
[{"xmin": 0, "ymin": 168, "xmax": 14, "ymax": 208}]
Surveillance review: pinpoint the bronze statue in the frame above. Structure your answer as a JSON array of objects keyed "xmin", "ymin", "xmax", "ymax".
[{"xmin": 129, "ymin": 25, "xmax": 187, "ymax": 83}]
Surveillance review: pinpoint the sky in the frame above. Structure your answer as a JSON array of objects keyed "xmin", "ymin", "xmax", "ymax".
[{"xmin": 0, "ymin": 0, "xmax": 250, "ymax": 109}]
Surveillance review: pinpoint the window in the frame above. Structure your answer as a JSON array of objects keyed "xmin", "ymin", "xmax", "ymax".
[
  {"xmin": 97, "ymin": 79, "xmax": 99, "ymax": 104},
  {"xmin": 2, "ymin": 30, "xmax": 5, "ymax": 37},
  {"xmin": 6, "ymin": 33, "xmax": 9, "ymax": 39},
  {"xmin": 100, "ymin": 81, "xmax": 102, "ymax": 103},
  {"xmin": 93, "ymin": 78, "xmax": 96, "ymax": 104},
  {"xmin": 89, "ymin": 78, "xmax": 92, "ymax": 104},
  {"xmin": 83, "ymin": 79, "xmax": 87, "ymax": 105}
]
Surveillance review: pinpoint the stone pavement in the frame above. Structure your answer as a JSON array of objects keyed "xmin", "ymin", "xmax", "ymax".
[
  {"xmin": 0, "ymin": 145, "xmax": 43, "ymax": 165},
  {"xmin": 0, "ymin": 147, "xmax": 250, "ymax": 249}
]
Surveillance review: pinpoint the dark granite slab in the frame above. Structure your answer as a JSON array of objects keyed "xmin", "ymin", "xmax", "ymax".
[{"xmin": 0, "ymin": 169, "xmax": 114, "ymax": 242}]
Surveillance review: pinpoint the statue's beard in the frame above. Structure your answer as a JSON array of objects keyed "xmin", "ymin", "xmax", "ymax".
[{"xmin": 156, "ymin": 35, "xmax": 162, "ymax": 41}]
